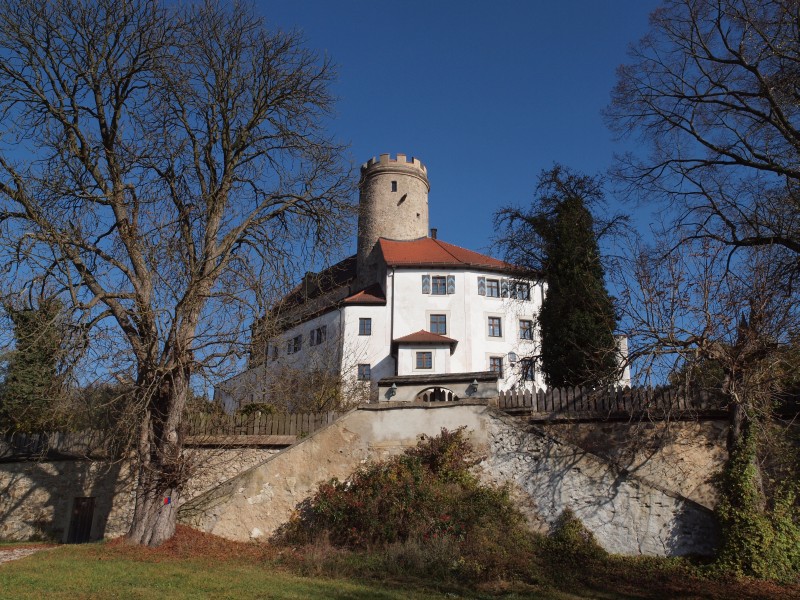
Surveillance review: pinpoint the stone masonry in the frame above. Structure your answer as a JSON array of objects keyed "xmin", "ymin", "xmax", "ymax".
[
  {"xmin": 2, "ymin": 403, "xmax": 722, "ymax": 554},
  {"xmin": 0, "ymin": 446, "xmax": 281, "ymax": 542},
  {"xmin": 181, "ymin": 402, "xmax": 719, "ymax": 556}
]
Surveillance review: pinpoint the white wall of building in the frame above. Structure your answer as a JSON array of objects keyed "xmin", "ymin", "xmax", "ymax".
[
  {"xmin": 221, "ymin": 262, "xmax": 640, "ymax": 411},
  {"xmin": 389, "ymin": 268, "xmax": 544, "ymax": 390},
  {"xmin": 217, "ymin": 309, "xmax": 345, "ymax": 411}
]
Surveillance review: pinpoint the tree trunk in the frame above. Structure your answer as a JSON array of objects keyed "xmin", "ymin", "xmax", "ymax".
[
  {"xmin": 727, "ymin": 397, "xmax": 747, "ymax": 454},
  {"xmin": 126, "ymin": 366, "xmax": 191, "ymax": 546}
]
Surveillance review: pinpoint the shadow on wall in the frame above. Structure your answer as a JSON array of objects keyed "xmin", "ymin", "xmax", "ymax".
[
  {"xmin": 0, "ymin": 458, "xmax": 130, "ymax": 543},
  {"xmin": 486, "ymin": 416, "xmax": 720, "ymax": 556}
]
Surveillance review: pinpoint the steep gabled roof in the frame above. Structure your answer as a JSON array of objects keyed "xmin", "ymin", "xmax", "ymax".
[
  {"xmin": 378, "ymin": 237, "xmax": 510, "ymax": 271},
  {"xmin": 343, "ymin": 283, "xmax": 386, "ymax": 305}
]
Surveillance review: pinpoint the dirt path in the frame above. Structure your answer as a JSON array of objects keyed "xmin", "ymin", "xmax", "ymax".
[{"xmin": 0, "ymin": 546, "xmax": 54, "ymax": 565}]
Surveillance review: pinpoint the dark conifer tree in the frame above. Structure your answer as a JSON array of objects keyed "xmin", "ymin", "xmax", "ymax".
[
  {"xmin": 0, "ymin": 297, "xmax": 67, "ymax": 431},
  {"xmin": 496, "ymin": 165, "xmax": 620, "ymax": 388}
]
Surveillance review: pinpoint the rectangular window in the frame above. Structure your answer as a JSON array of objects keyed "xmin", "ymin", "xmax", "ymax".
[
  {"xmin": 391, "ymin": 180, "xmax": 397, "ymax": 192},
  {"xmin": 357, "ymin": 364, "xmax": 371, "ymax": 381},
  {"xmin": 486, "ymin": 279, "xmax": 500, "ymax": 297},
  {"xmin": 488, "ymin": 316, "xmax": 502, "ymax": 337},
  {"xmin": 359, "ymin": 318, "xmax": 372, "ymax": 336},
  {"xmin": 416, "ymin": 351, "xmax": 433, "ymax": 369},
  {"xmin": 519, "ymin": 319, "xmax": 533, "ymax": 340},
  {"xmin": 429, "ymin": 314, "xmax": 447, "ymax": 335},
  {"xmin": 309, "ymin": 325, "xmax": 327, "ymax": 346},
  {"xmin": 521, "ymin": 358, "xmax": 535, "ymax": 381},
  {"xmin": 513, "ymin": 282, "xmax": 530, "ymax": 300},
  {"xmin": 431, "ymin": 275, "xmax": 447, "ymax": 295},
  {"xmin": 489, "ymin": 356, "xmax": 504, "ymax": 378},
  {"xmin": 287, "ymin": 335, "xmax": 302, "ymax": 354}
]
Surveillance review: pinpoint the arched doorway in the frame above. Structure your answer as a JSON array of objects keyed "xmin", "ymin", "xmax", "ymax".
[{"xmin": 416, "ymin": 387, "xmax": 459, "ymax": 402}]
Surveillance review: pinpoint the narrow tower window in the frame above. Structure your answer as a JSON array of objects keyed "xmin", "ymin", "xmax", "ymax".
[{"xmin": 391, "ymin": 180, "xmax": 397, "ymax": 192}]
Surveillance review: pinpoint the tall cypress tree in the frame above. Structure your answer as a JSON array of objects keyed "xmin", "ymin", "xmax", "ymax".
[
  {"xmin": 496, "ymin": 165, "xmax": 619, "ymax": 388},
  {"xmin": 0, "ymin": 297, "xmax": 66, "ymax": 431}
]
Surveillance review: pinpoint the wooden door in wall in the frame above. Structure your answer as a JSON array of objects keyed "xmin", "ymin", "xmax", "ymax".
[{"xmin": 67, "ymin": 497, "xmax": 94, "ymax": 543}]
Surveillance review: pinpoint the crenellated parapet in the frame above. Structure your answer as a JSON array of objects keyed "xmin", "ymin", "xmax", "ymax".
[
  {"xmin": 356, "ymin": 152, "xmax": 431, "ymax": 286},
  {"xmin": 359, "ymin": 153, "xmax": 429, "ymax": 190}
]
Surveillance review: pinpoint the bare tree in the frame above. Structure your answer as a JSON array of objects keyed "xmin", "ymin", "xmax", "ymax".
[
  {"xmin": 0, "ymin": 0, "xmax": 351, "ymax": 546},
  {"xmin": 607, "ymin": 0, "xmax": 800, "ymax": 578},
  {"xmin": 606, "ymin": 0, "xmax": 800, "ymax": 280}
]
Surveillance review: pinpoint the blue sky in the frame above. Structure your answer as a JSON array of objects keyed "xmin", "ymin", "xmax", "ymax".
[{"xmin": 258, "ymin": 1, "xmax": 661, "ymax": 256}]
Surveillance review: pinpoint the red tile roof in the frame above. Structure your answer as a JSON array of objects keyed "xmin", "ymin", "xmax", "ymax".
[
  {"xmin": 378, "ymin": 237, "xmax": 510, "ymax": 271},
  {"xmin": 343, "ymin": 283, "xmax": 386, "ymax": 305},
  {"xmin": 393, "ymin": 330, "xmax": 458, "ymax": 345}
]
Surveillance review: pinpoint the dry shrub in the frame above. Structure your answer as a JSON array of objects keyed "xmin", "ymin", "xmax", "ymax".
[
  {"xmin": 546, "ymin": 508, "xmax": 607, "ymax": 560},
  {"xmin": 274, "ymin": 428, "xmax": 542, "ymax": 582}
]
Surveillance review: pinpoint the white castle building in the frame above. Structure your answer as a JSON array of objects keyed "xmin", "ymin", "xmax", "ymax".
[{"xmin": 217, "ymin": 153, "xmax": 628, "ymax": 411}]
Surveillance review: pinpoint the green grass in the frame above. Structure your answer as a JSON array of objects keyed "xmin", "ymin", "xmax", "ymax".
[
  {"xmin": 0, "ymin": 534, "xmax": 796, "ymax": 600},
  {"xmin": 0, "ymin": 543, "xmax": 569, "ymax": 600}
]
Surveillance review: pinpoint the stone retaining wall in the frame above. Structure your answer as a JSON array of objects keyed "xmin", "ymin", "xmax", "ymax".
[
  {"xmin": 0, "ymin": 446, "xmax": 281, "ymax": 542},
  {"xmin": 484, "ymin": 412, "xmax": 718, "ymax": 555},
  {"xmin": 538, "ymin": 420, "xmax": 727, "ymax": 508},
  {"xmin": 181, "ymin": 402, "xmax": 719, "ymax": 556}
]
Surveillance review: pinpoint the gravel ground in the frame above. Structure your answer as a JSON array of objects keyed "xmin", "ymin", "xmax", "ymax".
[{"xmin": 0, "ymin": 546, "xmax": 53, "ymax": 565}]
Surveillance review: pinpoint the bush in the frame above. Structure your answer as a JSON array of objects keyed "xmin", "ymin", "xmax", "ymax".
[
  {"xmin": 715, "ymin": 429, "xmax": 800, "ymax": 582},
  {"xmin": 546, "ymin": 508, "xmax": 607, "ymax": 560},
  {"xmin": 236, "ymin": 403, "xmax": 277, "ymax": 417},
  {"xmin": 275, "ymin": 427, "xmax": 539, "ymax": 581}
]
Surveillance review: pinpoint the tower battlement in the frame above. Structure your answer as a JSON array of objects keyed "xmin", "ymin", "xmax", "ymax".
[
  {"xmin": 360, "ymin": 153, "xmax": 428, "ymax": 187},
  {"xmin": 356, "ymin": 152, "xmax": 431, "ymax": 286}
]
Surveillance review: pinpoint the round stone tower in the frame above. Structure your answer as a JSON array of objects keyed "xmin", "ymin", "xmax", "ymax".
[{"xmin": 356, "ymin": 153, "xmax": 430, "ymax": 285}]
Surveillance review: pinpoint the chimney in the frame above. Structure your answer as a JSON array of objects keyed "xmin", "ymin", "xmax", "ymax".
[{"xmin": 430, "ymin": 228, "xmax": 437, "ymax": 239}]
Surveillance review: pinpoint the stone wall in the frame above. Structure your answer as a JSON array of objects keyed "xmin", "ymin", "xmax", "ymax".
[
  {"xmin": 0, "ymin": 459, "xmax": 134, "ymax": 542},
  {"xmin": 537, "ymin": 419, "xmax": 727, "ymax": 509},
  {"xmin": 180, "ymin": 402, "xmax": 489, "ymax": 541},
  {"xmin": 0, "ymin": 446, "xmax": 281, "ymax": 542},
  {"xmin": 484, "ymin": 413, "xmax": 718, "ymax": 555},
  {"xmin": 1, "ymin": 404, "xmax": 724, "ymax": 554},
  {"xmin": 180, "ymin": 402, "xmax": 719, "ymax": 556}
]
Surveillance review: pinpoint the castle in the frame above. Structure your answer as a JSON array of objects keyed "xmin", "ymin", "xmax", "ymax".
[{"xmin": 216, "ymin": 153, "xmax": 629, "ymax": 411}]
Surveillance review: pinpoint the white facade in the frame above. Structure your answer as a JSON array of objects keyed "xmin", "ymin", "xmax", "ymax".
[
  {"xmin": 217, "ymin": 262, "xmax": 545, "ymax": 411},
  {"xmin": 216, "ymin": 152, "xmax": 629, "ymax": 412}
]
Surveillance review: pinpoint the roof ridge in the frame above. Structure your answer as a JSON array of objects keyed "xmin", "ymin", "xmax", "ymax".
[{"xmin": 431, "ymin": 238, "xmax": 463, "ymax": 263}]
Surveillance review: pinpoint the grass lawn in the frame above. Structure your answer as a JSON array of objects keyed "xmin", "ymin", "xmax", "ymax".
[
  {"xmin": 0, "ymin": 542, "xmax": 574, "ymax": 600},
  {"xmin": 0, "ymin": 527, "xmax": 796, "ymax": 600}
]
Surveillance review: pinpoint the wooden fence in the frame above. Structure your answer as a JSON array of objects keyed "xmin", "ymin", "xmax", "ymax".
[
  {"xmin": 497, "ymin": 386, "xmax": 723, "ymax": 418},
  {"xmin": 0, "ymin": 411, "xmax": 343, "ymax": 458},
  {"xmin": 0, "ymin": 430, "xmax": 110, "ymax": 459},
  {"xmin": 184, "ymin": 410, "xmax": 341, "ymax": 438}
]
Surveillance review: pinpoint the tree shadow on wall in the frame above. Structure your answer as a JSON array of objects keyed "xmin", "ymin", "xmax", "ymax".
[
  {"xmin": 490, "ymin": 418, "xmax": 719, "ymax": 557},
  {"xmin": 0, "ymin": 433, "xmax": 131, "ymax": 543}
]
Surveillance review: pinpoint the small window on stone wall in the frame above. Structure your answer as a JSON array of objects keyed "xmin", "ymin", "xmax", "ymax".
[{"xmin": 391, "ymin": 180, "xmax": 397, "ymax": 192}]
